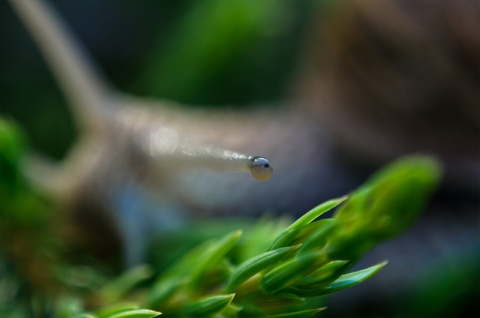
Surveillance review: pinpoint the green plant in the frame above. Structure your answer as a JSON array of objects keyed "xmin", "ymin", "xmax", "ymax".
[
  {"xmin": 0, "ymin": 118, "xmax": 442, "ymax": 317},
  {"xmin": 136, "ymin": 155, "xmax": 440, "ymax": 317}
]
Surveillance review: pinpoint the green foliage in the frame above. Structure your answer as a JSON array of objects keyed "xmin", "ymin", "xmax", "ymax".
[
  {"xmin": 183, "ymin": 294, "xmax": 234, "ymax": 317},
  {"xmin": 90, "ymin": 309, "xmax": 160, "ymax": 318},
  {"xmin": 0, "ymin": 121, "xmax": 441, "ymax": 317},
  {"xmin": 80, "ymin": 156, "xmax": 440, "ymax": 317},
  {"xmin": 134, "ymin": 0, "xmax": 311, "ymax": 105},
  {"xmin": 331, "ymin": 156, "xmax": 442, "ymax": 260},
  {"xmin": 0, "ymin": 119, "xmax": 52, "ymax": 229},
  {"xmin": 0, "ymin": 118, "xmax": 25, "ymax": 189},
  {"xmin": 0, "ymin": 118, "xmax": 59, "ymax": 317},
  {"xmin": 227, "ymin": 246, "xmax": 297, "ymax": 292}
]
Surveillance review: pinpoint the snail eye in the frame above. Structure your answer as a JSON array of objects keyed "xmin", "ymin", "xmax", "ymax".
[{"xmin": 250, "ymin": 156, "xmax": 273, "ymax": 181}]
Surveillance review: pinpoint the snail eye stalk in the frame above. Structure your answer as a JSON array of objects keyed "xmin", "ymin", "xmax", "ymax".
[
  {"xmin": 10, "ymin": 0, "xmax": 274, "ymax": 183},
  {"xmin": 147, "ymin": 130, "xmax": 273, "ymax": 181}
]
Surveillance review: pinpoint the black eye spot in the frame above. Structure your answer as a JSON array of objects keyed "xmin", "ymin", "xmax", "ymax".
[{"xmin": 264, "ymin": 163, "xmax": 270, "ymax": 168}]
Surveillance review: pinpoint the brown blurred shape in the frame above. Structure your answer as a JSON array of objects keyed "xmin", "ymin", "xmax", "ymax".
[{"xmin": 297, "ymin": 0, "xmax": 480, "ymax": 190}]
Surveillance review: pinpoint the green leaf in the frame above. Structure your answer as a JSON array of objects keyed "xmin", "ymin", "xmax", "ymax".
[
  {"xmin": 54, "ymin": 296, "xmax": 84, "ymax": 318},
  {"xmin": 289, "ymin": 261, "xmax": 387, "ymax": 297},
  {"xmin": 95, "ymin": 303, "xmax": 138, "ymax": 318},
  {"xmin": 335, "ymin": 156, "xmax": 441, "ymax": 242},
  {"xmin": 297, "ymin": 219, "xmax": 336, "ymax": 255},
  {"xmin": 100, "ymin": 265, "xmax": 153, "ymax": 301},
  {"xmin": 261, "ymin": 254, "xmax": 324, "ymax": 294},
  {"xmin": 227, "ymin": 246, "xmax": 297, "ymax": 291},
  {"xmin": 189, "ymin": 230, "xmax": 242, "ymax": 287},
  {"xmin": 268, "ymin": 228, "xmax": 301, "ymax": 251},
  {"xmin": 221, "ymin": 303, "xmax": 243, "ymax": 317},
  {"xmin": 295, "ymin": 260, "xmax": 350, "ymax": 287},
  {"xmin": 269, "ymin": 197, "xmax": 346, "ymax": 251},
  {"xmin": 270, "ymin": 308, "xmax": 326, "ymax": 317},
  {"xmin": 252, "ymin": 293, "xmax": 306, "ymax": 315},
  {"xmin": 148, "ymin": 276, "xmax": 186, "ymax": 307},
  {"xmin": 287, "ymin": 197, "xmax": 347, "ymax": 231},
  {"xmin": 158, "ymin": 239, "xmax": 214, "ymax": 280},
  {"xmin": 0, "ymin": 118, "xmax": 25, "ymax": 184},
  {"xmin": 321, "ymin": 261, "xmax": 387, "ymax": 294},
  {"xmin": 106, "ymin": 309, "xmax": 160, "ymax": 318},
  {"xmin": 183, "ymin": 294, "xmax": 235, "ymax": 317}
]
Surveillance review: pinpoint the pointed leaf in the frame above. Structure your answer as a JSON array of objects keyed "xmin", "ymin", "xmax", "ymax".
[
  {"xmin": 227, "ymin": 246, "xmax": 297, "ymax": 291},
  {"xmin": 221, "ymin": 304, "xmax": 243, "ymax": 317},
  {"xmin": 318, "ymin": 261, "xmax": 387, "ymax": 295},
  {"xmin": 183, "ymin": 294, "xmax": 235, "ymax": 316},
  {"xmin": 287, "ymin": 197, "xmax": 347, "ymax": 231},
  {"xmin": 148, "ymin": 277, "xmax": 186, "ymax": 307},
  {"xmin": 268, "ymin": 228, "xmax": 301, "ymax": 251},
  {"xmin": 95, "ymin": 303, "xmax": 138, "ymax": 318},
  {"xmin": 296, "ymin": 219, "xmax": 336, "ymax": 254},
  {"xmin": 269, "ymin": 197, "xmax": 346, "ymax": 251},
  {"xmin": 159, "ymin": 239, "xmax": 213, "ymax": 280},
  {"xmin": 189, "ymin": 230, "xmax": 242, "ymax": 287},
  {"xmin": 270, "ymin": 308, "xmax": 326, "ymax": 317},
  {"xmin": 261, "ymin": 254, "xmax": 324, "ymax": 294},
  {"xmin": 289, "ymin": 261, "xmax": 387, "ymax": 297},
  {"xmin": 296, "ymin": 260, "xmax": 350, "ymax": 287},
  {"xmin": 107, "ymin": 309, "xmax": 161, "ymax": 318},
  {"xmin": 252, "ymin": 293, "xmax": 306, "ymax": 314}
]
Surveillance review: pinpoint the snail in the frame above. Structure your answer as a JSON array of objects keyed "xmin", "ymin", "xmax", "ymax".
[
  {"xmin": 6, "ymin": 2, "xmax": 479, "ymax": 315},
  {"xmin": 9, "ymin": 0, "xmax": 280, "ymax": 265}
]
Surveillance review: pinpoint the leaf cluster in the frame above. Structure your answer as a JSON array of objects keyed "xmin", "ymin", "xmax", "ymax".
[
  {"xmin": 79, "ymin": 156, "xmax": 440, "ymax": 317},
  {"xmin": 0, "ymin": 118, "xmax": 441, "ymax": 317}
]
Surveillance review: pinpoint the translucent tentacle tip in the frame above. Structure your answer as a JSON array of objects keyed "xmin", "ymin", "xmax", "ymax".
[{"xmin": 249, "ymin": 156, "xmax": 273, "ymax": 181}]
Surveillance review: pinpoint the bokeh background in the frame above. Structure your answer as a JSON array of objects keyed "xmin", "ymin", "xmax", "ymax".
[
  {"xmin": 1, "ymin": 0, "xmax": 313, "ymax": 159},
  {"xmin": 1, "ymin": 0, "xmax": 479, "ymax": 317}
]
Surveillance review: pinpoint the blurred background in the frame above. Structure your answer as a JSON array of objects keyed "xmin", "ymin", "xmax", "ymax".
[
  {"xmin": 1, "ymin": 0, "xmax": 479, "ymax": 317},
  {"xmin": 0, "ymin": 0, "xmax": 313, "ymax": 160}
]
